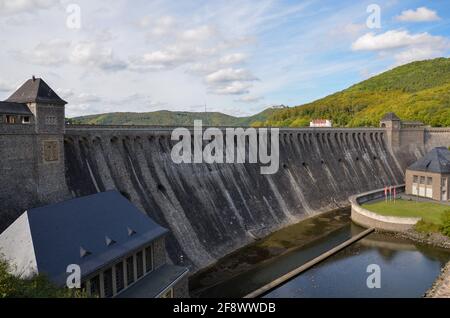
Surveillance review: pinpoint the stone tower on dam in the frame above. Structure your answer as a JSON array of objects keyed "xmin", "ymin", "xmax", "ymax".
[
  {"xmin": 0, "ymin": 77, "xmax": 69, "ymax": 227},
  {"xmin": 1, "ymin": 77, "xmax": 450, "ymax": 271}
]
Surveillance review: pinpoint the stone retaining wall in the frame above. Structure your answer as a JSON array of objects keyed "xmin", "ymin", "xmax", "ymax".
[{"xmin": 350, "ymin": 185, "xmax": 421, "ymax": 232}]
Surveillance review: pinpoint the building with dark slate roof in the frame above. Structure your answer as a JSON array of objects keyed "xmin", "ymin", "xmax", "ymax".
[
  {"xmin": 0, "ymin": 191, "xmax": 189, "ymax": 298},
  {"xmin": 405, "ymin": 147, "xmax": 450, "ymax": 201}
]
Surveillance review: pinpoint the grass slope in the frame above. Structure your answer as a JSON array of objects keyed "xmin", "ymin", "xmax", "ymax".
[{"xmin": 362, "ymin": 199, "xmax": 450, "ymax": 225}]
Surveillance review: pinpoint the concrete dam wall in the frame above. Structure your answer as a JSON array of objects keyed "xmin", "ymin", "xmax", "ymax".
[{"xmin": 63, "ymin": 126, "xmax": 412, "ymax": 270}]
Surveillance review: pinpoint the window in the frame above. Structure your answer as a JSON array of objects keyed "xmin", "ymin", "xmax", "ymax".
[
  {"xmin": 145, "ymin": 246, "xmax": 153, "ymax": 273},
  {"xmin": 161, "ymin": 288, "xmax": 173, "ymax": 298},
  {"xmin": 136, "ymin": 251, "xmax": 144, "ymax": 279},
  {"xmin": 427, "ymin": 177, "xmax": 433, "ymax": 186},
  {"xmin": 5, "ymin": 115, "xmax": 16, "ymax": 124},
  {"xmin": 413, "ymin": 175, "xmax": 419, "ymax": 183},
  {"xmin": 420, "ymin": 176, "xmax": 425, "ymax": 185},
  {"xmin": 22, "ymin": 116, "xmax": 30, "ymax": 124},
  {"xmin": 45, "ymin": 116, "xmax": 57, "ymax": 125},
  {"xmin": 90, "ymin": 275, "xmax": 100, "ymax": 297},
  {"xmin": 103, "ymin": 268, "xmax": 113, "ymax": 298},
  {"xmin": 126, "ymin": 256, "xmax": 135, "ymax": 285},
  {"xmin": 115, "ymin": 262, "xmax": 124, "ymax": 293}
]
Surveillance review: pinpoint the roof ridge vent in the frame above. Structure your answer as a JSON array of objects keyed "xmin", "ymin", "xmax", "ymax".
[
  {"xmin": 127, "ymin": 227, "xmax": 137, "ymax": 237},
  {"xmin": 80, "ymin": 246, "xmax": 92, "ymax": 258},
  {"xmin": 105, "ymin": 236, "xmax": 116, "ymax": 246}
]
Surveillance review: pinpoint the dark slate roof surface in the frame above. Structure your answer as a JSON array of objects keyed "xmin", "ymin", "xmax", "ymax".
[
  {"xmin": 24, "ymin": 191, "xmax": 167, "ymax": 286},
  {"xmin": 407, "ymin": 147, "xmax": 450, "ymax": 174},
  {"xmin": 5, "ymin": 77, "xmax": 67, "ymax": 105},
  {"xmin": 0, "ymin": 101, "xmax": 32, "ymax": 115}
]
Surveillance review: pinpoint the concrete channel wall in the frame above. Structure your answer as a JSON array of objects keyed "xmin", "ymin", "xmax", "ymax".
[{"xmin": 350, "ymin": 185, "xmax": 421, "ymax": 232}]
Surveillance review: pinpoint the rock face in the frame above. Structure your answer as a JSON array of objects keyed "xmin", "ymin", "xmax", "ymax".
[{"xmin": 63, "ymin": 127, "xmax": 415, "ymax": 271}]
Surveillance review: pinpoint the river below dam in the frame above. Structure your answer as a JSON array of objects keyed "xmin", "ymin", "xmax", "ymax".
[{"xmin": 189, "ymin": 209, "xmax": 450, "ymax": 298}]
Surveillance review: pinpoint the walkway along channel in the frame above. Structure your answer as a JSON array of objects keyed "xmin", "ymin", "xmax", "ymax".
[{"xmin": 244, "ymin": 227, "xmax": 375, "ymax": 298}]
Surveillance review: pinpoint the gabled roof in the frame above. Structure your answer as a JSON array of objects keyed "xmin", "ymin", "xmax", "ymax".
[
  {"xmin": 5, "ymin": 77, "xmax": 67, "ymax": 105},
  {"xmin": 407, "ymin": 147, "xmax": 450, "ymax": 174},
  {"xmin": 381, "ymin": 112, "xmax": 401, "ymax": 121},
  {"xmin": 0, "ymin": 191, "xmax": 167, "ymax": 286},
  {"xmin": 0, "ymin": 101, "xmax": 32, "ymax": 115}
]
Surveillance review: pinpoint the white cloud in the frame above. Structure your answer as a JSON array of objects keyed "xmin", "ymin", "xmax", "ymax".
[
  {"xmin": 141, "ymin": 15, "xmax": 176, "ymax": 37},
  {"xmin": 0, "ymin": 79, "xmax": 14, "ymax": 93},
  {"xmin": 219, "ymin": 53, "xmax": 247, "ymax": 65},
  {"xmin": 235, "ymin": 95, "xmax": 264, "ymax": 103},
  {"xmin": 396, "ymin": 7, "xmax": 440, "ymax": 22},
  {"xmin": 210, "ymin": 81, "xmax": 253, "ymax": 95},
  {"xmin": 206, "ymin": 68, "xmax": 257, "ymax": 84},
  {"xmin": 205, "ymin": 68, "xmax": 258, "ymax": 95},
  {"xmin": 0, "ymin": 0, "xmax": 58, "ymax": 15},
  {"xmin": 393, "ymin": 47, "xmax": 444, "ymax": 66},
  {"xmin": 352, "ymin": 30, "xmax": 447, "ymax": 51},
  {"xmin": 15, "ymin": 39, "xmax": 69, "ymax": 65},
  {"xmin": 352, "ymin": 29, "xmax": 450, "ymax": 66},
  {"xmin": 130, "ymin": 45, "xmax": 217, "ymax": 71},
  {"xmin": 180, "ymin": 25, "xmax": 216, "ymax": 42},
  {"xmin": 69, "ymin": 42, "xmax": 128, "ymax": 71},
  {"xmin": 14, "ymin": 39, "xmax": 128, "ymax": 71}
]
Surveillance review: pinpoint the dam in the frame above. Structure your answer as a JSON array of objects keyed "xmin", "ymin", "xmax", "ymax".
[
  {"xmin": 61, "ymin": 125, "xmax": 409, "ymax": 270},
  {"xmin": 1, "ymin": 80, "xmax": 450, "ymax": 276}
]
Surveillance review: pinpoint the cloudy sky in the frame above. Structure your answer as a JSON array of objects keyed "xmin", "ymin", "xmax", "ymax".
[{"xmin": 0, "ymin": 0, "xmax": 449, "ymax": 117}]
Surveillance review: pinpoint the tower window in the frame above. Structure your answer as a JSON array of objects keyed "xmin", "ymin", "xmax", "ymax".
[{"xmin": 45, "ymin": 116, "xmax": 57, "ymax": 125}]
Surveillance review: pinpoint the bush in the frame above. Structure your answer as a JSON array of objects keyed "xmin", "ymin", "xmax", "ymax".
[
  {"xmin": 0, "ymin": 258, "xmax": 85, "ymax": 298},
  {"xmin": 439, "ymin": 210, "xmax": 450, "ymax": 237},
  {"xmin": 414, "ymin": 219, "xmax": 440, "ymax": 234}
]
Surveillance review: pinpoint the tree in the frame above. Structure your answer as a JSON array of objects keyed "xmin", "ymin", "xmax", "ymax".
[{"xmin": 0, "ymin": 258, "xmax": 85, "ymax": 298}]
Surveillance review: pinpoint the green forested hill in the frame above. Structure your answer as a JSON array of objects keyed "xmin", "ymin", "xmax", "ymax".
[
  {"xmin": 258, "ymin": 58, "xmax": 450, "ymax": 127},
  {"xmin": 71, "ymin": 108, "xmax": 276, "ymax": 126}
]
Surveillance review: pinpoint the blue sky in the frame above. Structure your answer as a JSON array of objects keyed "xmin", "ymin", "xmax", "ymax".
[{"xmin": 0, "ymin": 0, "xmax": 449, "ymax": 117}]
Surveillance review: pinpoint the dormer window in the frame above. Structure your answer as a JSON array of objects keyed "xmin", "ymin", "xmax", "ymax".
[{"xmin": 5, "ymin": 115, "xmax": 16, "ymax": 124}]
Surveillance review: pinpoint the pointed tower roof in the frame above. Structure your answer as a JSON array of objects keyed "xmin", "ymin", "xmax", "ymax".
[
  {"xmin": 381, "ymin": 112, "xmax": 401, "ymax": 121},
  {"xmin": 407, "ymin": 147, "xmax": 450, "ymax": 174},
  {"xmin": 5, "ymin": 77, "xmax": 67, "ymax": 105}
]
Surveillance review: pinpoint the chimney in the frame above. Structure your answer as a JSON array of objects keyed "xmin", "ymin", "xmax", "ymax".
[{"xmin": 32, "ymin": 75, "xmax": 36, "ymax": 81}]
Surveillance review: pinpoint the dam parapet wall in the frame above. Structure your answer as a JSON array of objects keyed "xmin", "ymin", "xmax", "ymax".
[{"xmin": 350, "ymin": 185, "xmax": 421, "ymax": 232}]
